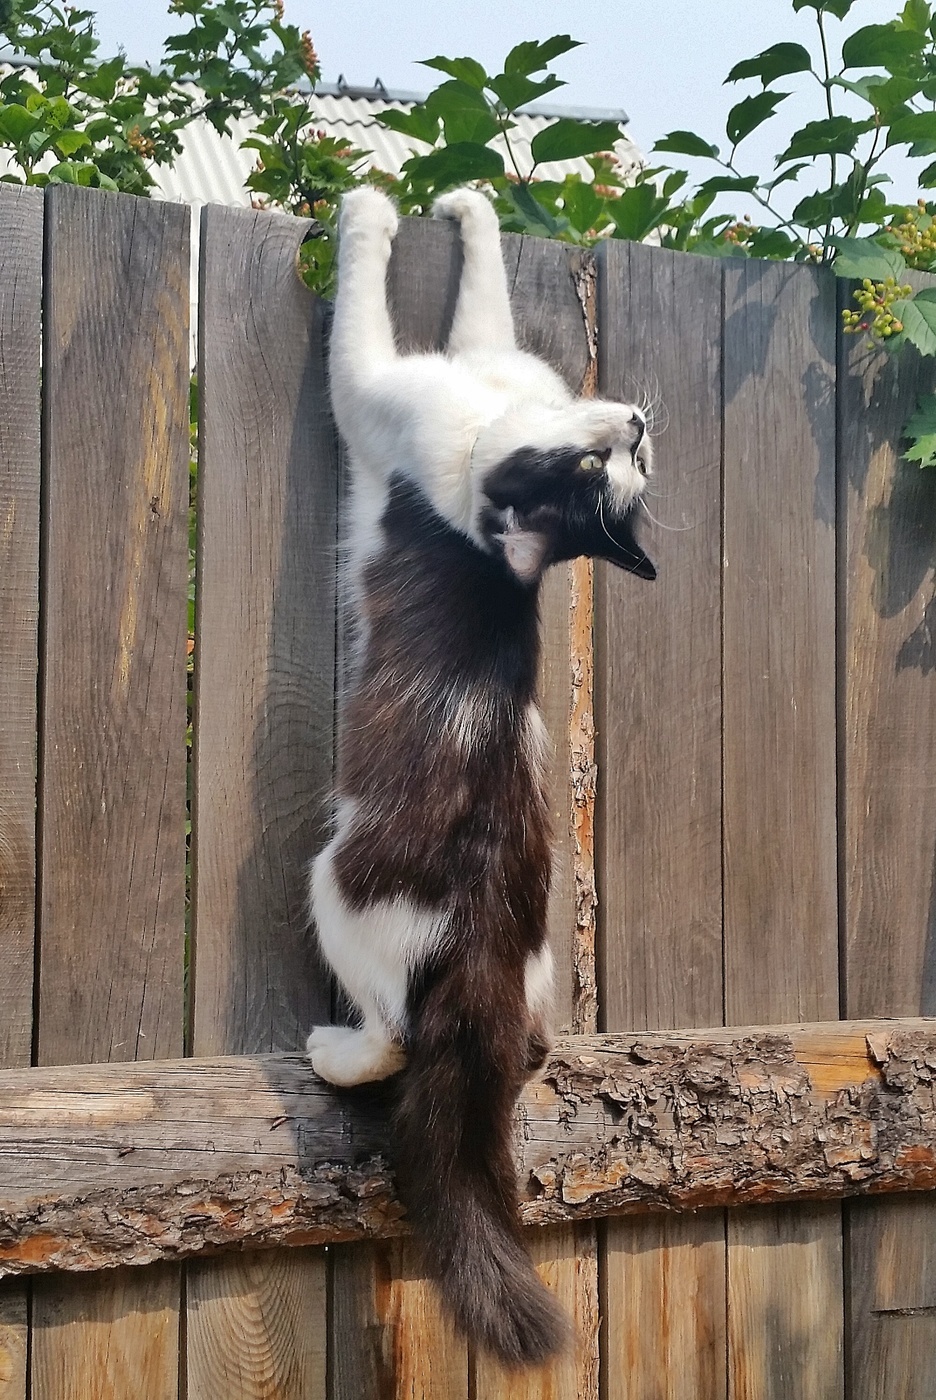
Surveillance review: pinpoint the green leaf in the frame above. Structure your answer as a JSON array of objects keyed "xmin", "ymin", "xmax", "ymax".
[
  {"xmin": 0, "ymin": 103, "xmax": 42, "ymax": 144},
  {"xmin": 503, "ymin": 35, "xmax": 580, "ymax": 76},
  {"xmin": 832, "ymin": 236, "xmax": 908, "ymax": 279},
  {"xmin": 654, "ymin": 130, "xmax": 719, "ymax": 159},
  {"xmin": 899, "ymin": 0, "xmax": 931, "ymax": 31},
  {"xmin": 606, "ymin": 182, "xmax": 672, "ymax": 241},
  {"xmin": 767, "ymin": 161, "xmax": 810, "ymax": 190},
  {"xmin": 487, "ymin": 72, "xmax": 563, "ymax": 111},
  {"xmin": 842, "ymin": 24, "xmax": 925, "ymax": 70},
  {"xmin": 792, "ymin": 0, "xmax": 858, "ymax": 16},
  {"xmin": 695, "ymin": 174, "xmax": 759, "ymax": 196},
  {"xmin": 727, "ymin": 91, "xmax": 788, "ymax": 145},
  {"xmin": 903, "ymin": 392, "xmax": 936, "ymax": 464},
  {"xmin": 403, "ymin": 141, "xmax": 504, "ymax": 190},
  {"xmin": 378, "ymin": 106, "xmax": 441, "ymax": 146},
  {"xmin": 726, "ymin": 43, "xmax": 812, "ymax": 86},
  {"xmin": 793, "ymin": 190, "xmax": 834, "ymax": 226},
  {"xmin": 894, "ymin": 295, "xmax": 936, "ymax": 355},
  {"xmin": 777, "ymin": 116, "xmax": 871, "ymax": 162},
  {"xmin": 747, "ymin": 227, "xmax": 798, "ymax": 259},
  {"xmin": 530, "ymin": 117, "xmax": 622, "ymax": 165},
  {"xmin": 506, "ymin": 180, "xmax": 561, "ymax": 234},
  {"xmin": 53, "ymin": 128, "xmax": 90, "ymax": 156},
  {"xmin": 887, "ymin": 111, "xmax": 936, "ymax": 157},
  {"xmin": 420, "ymin": 55, "xmax": 488, "ymax": 89},
  {"xmin": 662, "ymin": 169, "xmax": 688, "ymax": 197},
  {"xmin": 920, "ymin": 159, "xmax": 936, "ymax": 187},
  {"xmin": 426, "ymin": 80, "xmax": 499, "ymax": 146},
  {"xmin": 560, "ymin": 177, "xmax": 605, "ymax": 233}
]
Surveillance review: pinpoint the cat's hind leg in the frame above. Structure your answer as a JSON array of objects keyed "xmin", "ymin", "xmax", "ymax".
[
  {"xmin": 305, "ymin": 838, "xmax": 410, "ymax": 1086},
  {"xmin": 329, "ymin": 187, "xmax": 400, "ymax": 423},
  {"xmin": 432, "ymin": 188, "xmax": 516, "ymax": 356}
]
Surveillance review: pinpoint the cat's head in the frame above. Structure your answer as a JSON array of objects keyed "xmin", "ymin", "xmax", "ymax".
[{"xmin": 471, "ymin": 401, "xmax": 655, "ymax": 586}]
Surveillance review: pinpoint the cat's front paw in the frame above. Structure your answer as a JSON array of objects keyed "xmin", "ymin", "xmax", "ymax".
[
  {"xmin": 305, "ymin": 1023, "xmax": 406, "ymax": 1086},
  {"xmin": 339, "ymin": 187, "xmax": 398, "ymax": 244},
  {"xmin": 432, "ymin": 187, "xmax": 498, "ymax": 228}
]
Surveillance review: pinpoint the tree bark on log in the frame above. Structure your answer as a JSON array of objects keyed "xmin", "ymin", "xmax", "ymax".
[{"xmin": 1, "ymin": 1020, "xmax": 934, "ymax": 1276}]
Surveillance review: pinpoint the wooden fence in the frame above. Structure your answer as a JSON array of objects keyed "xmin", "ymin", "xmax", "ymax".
[{"xmin": 1, "ymin": 181, "xmax": 935, "ymax": 1399}]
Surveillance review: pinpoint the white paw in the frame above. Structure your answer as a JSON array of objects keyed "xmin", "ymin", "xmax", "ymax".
[
  {"xmin": 305, "ymin": 1023, "xmax": 406, "ymax": 1087},
  {"xmin": 432, "ymin": 188, "xmax": 497, "ymax": 226},
  {"xmin": 339, "ymin": 187, "xmax": 398, "ymax": 242}
]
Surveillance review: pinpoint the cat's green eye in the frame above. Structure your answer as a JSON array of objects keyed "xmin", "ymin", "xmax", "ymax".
[{"xmin": 578, "ymin": 451, "xmax": 603, "ymax": 472}]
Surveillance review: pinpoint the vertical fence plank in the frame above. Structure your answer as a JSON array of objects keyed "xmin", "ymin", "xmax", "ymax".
[
  {"xmin": 0, "ymin": 183, "xmax": 42, "ymax": 1400},
  {"xmin": 839, "ymin": 292, "xmax": 936, "ymax": 1400},
  {"xmin": 328, "ymin": 216, "xmax": 469, "ymax": 1400},
  {"xmin": 31, "ymin": 186, "xmax": 190, "ymax": 1400},
  {"xmin": 189, "ymin": 204, "xmax": 336, "ymax": 1400},
  {"xmin": 596, "ymin": 240, "xmax": 726, "ymax": 1400},
  {"xmin": 473, "ymin": 236, "xmax": 599, "ymax": 1400},
  {"xmin": 722, "ymin": 259, "xmax": 842, "ymax": 1400}
]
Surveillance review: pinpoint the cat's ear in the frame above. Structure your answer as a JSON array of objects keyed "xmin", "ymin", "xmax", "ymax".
[{"xmin": 497, "ymin": 527, "xmax": 552, "ymax": 584}]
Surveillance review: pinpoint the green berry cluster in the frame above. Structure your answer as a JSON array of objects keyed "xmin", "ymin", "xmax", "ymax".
[
  {"xmin": 842, "ymin": 277, "xmax": 912, "ymax": 339},
  {"xmin": 886, "ymin": 200, "xmax": 936, "ymax": 270}
]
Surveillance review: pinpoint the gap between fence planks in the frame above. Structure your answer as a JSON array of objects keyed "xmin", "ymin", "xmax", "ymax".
[{"xmin": 1, "ymin": 1019, "xmax": 935, "ymax": 1277}]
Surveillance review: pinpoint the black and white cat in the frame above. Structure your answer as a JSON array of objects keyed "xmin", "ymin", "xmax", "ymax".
[{"xmin": 306, "ymin": 185, "xmax": 655, "ymax": 1366}]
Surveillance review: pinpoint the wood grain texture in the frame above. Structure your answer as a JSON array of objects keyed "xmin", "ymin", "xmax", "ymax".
[
  {"xmin": 38, "ymin": 187, "xmax": 190, "ymax": 1067},
  {"xmin": 3, "ymin": 1022, "xmax": 935, "ymax": 1275},
  {"xmin": 722, "ymin": 259, "xmax": 842, "ymax": 1400},
  {"xmin": 33, "ymin": 185, "xmax": 190, "ymax": 1400},
  {"xmin": 0, "ymin": 185, "xmax": 42, "ymax": 1075},
  {"xmin": 191, "ymin": 204, "xmax": 336, "ymax": 1400},
  {"xmin": 33, "ymin": 1266, "xmax": 179, "ymax": 1400},
  {"xmin": 601, "ymin": 1213, "xmax": 725, "ymax": 1400},
  {"xmin": 474, "ymin": 1225, "xmax": 598, "ymax": 1400},
  {"xmin": 187, "ymin": 1251, "xmax": 326, "ymax": 1400},
  {"xmin": 0, "ymin": 1282, "xmax": 26, "ymax": 1400},
  {"xmin": 0, "ymin": 183, "xmax": 41, "ymax": 1400},
  {"xmin": 727, "ymin": 1202, "xmax": 843, "ymax": 1400},
  {"xmin": 596, "ymin": 240, "xmax": 726, "ymax": 1400},
  {"xmin": 330, "ymin": 1239, "xmax": 467, "ymax": 1400},
  {"xmin": 839, "ymin": 286, "xmax": 936, "ymax": 1399}
]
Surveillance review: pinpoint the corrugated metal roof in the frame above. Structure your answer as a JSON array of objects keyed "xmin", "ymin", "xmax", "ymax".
[
  {"xmin": 153, "ymin": 84, "xmax": 642, "ymax": 209},
  {"xmin": 0, "ymin": 63, "xmax": 642, "ymax": 207}
]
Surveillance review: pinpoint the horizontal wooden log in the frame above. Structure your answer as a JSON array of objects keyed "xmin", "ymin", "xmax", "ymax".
[{"xmin": 1, "ymin": 1020, "xmax": 935, "ymax": 1276}]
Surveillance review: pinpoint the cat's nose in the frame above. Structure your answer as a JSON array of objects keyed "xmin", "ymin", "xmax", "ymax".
[{"xmin": 630, "ymin": 413, "xmax": 646, "ymax": 450}]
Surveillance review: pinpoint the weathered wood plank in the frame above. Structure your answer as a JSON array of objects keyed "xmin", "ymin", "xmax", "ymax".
[
  {"xmin": 472, "ymin": 234, "xmax": 601, "ymax": 1400},
  {"xmin": 727, "ymin": 1203, "xmax": 843, "ymax": 1400},
  {"xmin": 326, "ymin": 211, "xmax": 469, "ymax": 1400},
  {"xmin": 0, "ymin": 1022, "xmax": 934, "ymax": 1275},
  {"xmin": 722, "ymin": 257, "xmax": 843, "ymax": 1400},
  {"xmin": 191, "ymin": 203, "xmax": 337, "ymax": 1400},
  {"xmin": 839, "ymin": 286, "xmax": 936, "ymax": 1400},
  {"xmin": 0, "ymin": 182, "xmax": 42, "ymax": 1400},
  {"xmin": 32, "ymin": 185, "xmax": 190, "ymax": 1400},
  {"xmin": 187, "ymin": 1251, "xmax": 327, "ymax": 1400},
  {"xmin": 596, "ymin": 239, "xmax": 726, "ymax": 1399},
  {"xmin": 0, "ymin": 1281, "xmax": 26, "ymax": 1400},
  {"xmin": 0, "ymin": 184, "xmax": 42, "ymax": 1075}
]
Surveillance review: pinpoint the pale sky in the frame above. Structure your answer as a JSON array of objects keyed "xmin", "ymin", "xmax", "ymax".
[{"xmin": 87, "ymin": 0, "xmax": 922, "ymax": 220}]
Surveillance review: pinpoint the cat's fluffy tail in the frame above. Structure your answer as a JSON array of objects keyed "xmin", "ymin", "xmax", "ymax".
[{"xmin": 394, "ymin": 957, "xmax": 569, "ymax": 1367}]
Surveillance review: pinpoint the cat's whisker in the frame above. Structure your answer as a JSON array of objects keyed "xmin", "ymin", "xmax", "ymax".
[{"xmin": 639, "ymin": 498, "xmax": 694, "ymax": 532}]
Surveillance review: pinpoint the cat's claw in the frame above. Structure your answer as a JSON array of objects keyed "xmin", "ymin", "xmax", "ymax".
[{"xmin": 305, "ymin": 1023, "xmax": 406, "ymax": 1086}]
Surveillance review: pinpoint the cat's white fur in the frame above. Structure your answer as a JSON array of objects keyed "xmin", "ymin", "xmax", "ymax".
[{"xmin": 307, "ymin": 185, "xmax": 649, "ymax": 1085}]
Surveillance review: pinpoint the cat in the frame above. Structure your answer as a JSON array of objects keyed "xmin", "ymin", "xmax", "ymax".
[{"xmin": 306, "ymin": 184, "xmax": 655, "ymax": 1367}]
